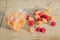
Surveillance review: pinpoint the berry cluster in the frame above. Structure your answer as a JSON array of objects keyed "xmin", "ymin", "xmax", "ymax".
[{"xmin": 26, "ymin": 8, "xmax": 56, "ymax": 33}]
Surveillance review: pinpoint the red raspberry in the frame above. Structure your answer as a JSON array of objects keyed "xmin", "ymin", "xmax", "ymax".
[
  {"xmin": 39, "ymin": 12, "xmax": 46, "ymax": 16},
  {"xmin": 51, "ymin": 21, "xmax": 56, "ymax": 26},
  {"xmin": 45, "ymin": 16, "xmax": 50, "ymax": 21},
  {"xmin": 29, "ymin": 20, "xmax": 35, "ymax": 26},
  {"xmin": 37, "ymin": 18, "xmax": 42, "ymax": 21},
  {"xmin": 40, "ymin": 15, "xmax": 50, "ymax": 21},
  {"xmin": 37, "ymin": 12, "xmax": 46, "ymax": 16},
  {"xmin": 26, "ymin": 15, "xmax": 30, "ymax": 20},
  {"xmin": 38, "ymin": 13, "xmax": 41, "ymax": 16},
  {"xmin": 38, "ymin": 12, "xmax": 42, "ymax": 16},
  {"xmin": 36, "ymin": 27, "xmax": 41, "ymax": 32},
  {"xmin": 40, "ymin": 28, "xmax": 46, "ymax": 33}
]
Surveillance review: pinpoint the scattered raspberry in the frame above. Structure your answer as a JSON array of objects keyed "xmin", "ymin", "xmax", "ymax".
[
  {"xmin": 51, "ymin": 21, "xmax": 56, "ymax": 26},
  {"xmin": 50, "ymin": 16, "xmax": 55, "ymax": 21},
  {"xmin": 40, "ymin": 15, "xmax": 50, "ymax": 21},
  {"xmin": 37, "ymin": 18, "xmax": 42, "ymax": 21},
  {"xmin": 28, "ymin": 27, "xmax": 34, "ymax": 32},
  {"xmin": 26, "ymin": 15, "xmax": 30, "ymax": 20},
  {"xmin": 42, "ymin": 18, "xmax": 47, "ymax": 24},
  {"xmin": 29, "ymin": 20, "xmax": 35, "ymax": 26},
  {"xmin": 40, "ymin": 28, "xmax": 46, "ymax": 33},
  {"xmin": 36, "ymin": 27, "xmax": 41, "ymax": 32},
  {"xmin": 37, "ymin": 21, "xmax": 43, "ymax": 26},
  {"xmin": 35, "ymin": 10, "xmax": 41, "ymax": 15}
]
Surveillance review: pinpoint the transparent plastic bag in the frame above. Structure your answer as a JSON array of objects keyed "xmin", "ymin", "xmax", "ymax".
[{"xmin": 5, "ymin": 9, "xmax": 27, "ymax": 31}]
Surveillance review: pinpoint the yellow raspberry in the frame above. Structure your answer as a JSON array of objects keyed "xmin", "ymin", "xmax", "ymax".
[
  {"xmin": 28, "ymin": 27, "xmax": 34, "ymax": 32},
  {"xmin": 50, "ymin": 16, "xmax": 55, "ymax": 21},
  {"xmin": 42, "ymin": 18, "xmax": 47, "ymax": 24},
  {"xmin": 37, "ymin": 21, "xmax": 43, "ymax": 26},
  {"xmin": 34, "ymin": 15, "xmax": 40, "ymax": 19}
]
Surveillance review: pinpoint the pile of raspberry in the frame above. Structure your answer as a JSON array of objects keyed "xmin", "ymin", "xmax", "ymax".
[{"xmin": 26, "ymin": 8, "xmax": 56, "ymax": 33}]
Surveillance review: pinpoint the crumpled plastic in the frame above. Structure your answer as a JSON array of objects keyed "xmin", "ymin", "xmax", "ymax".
[{"xmin": 5, "ymin": 9, "xmax": 27, "ymax": 31}]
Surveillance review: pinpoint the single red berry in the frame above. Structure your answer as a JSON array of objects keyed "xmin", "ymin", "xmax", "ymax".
[
  {"xmin": 37, "ymin": 12, "xmax": 46, "ymax": 16},
  {"xmin": 39, "ymin": 12, "xmax": 46, "ymax": 16},
  {"xmin": 26, "ymin": 15, "xmax": 30, "ymax": 20},
  {"xmin": 29, "ymin": 20, "xmax": 35, "ymax": 26},
  {"xmin": 45, "ymin": 15, "xmax": 50, "ymax": 21},
  {"xmin": 36, "ymin": 27, "xmax": 41, "ymax": 32},
  {"xmin": 45, "ymin": 16, "xmax": 50, "ymax": 21},
  {"xmin": 38, "ymin": 13, "xmax": 41, "ymax": 16},
  {"xmin": 40, "ymin": 28, "xmax": 46, "ymax": 33},
  {"xmin": 40, "ymin": 15, "xmax": 50, "ymax": 21},
  {"xmin": 40, "ymin": 14, "xmax": 46, "ymax": 18},
  {"xmin": 38, "ymin": 12, "xmax": 43, "ymax": 16},
  {"xmin": 51, "ymin": 21, "xmax": 56, "ymax": 26},
  {"xmin": 37, "ymin": 18, "xmax": 42, "ymax": 21}
]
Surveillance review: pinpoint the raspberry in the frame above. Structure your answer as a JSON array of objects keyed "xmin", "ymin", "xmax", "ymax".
[
  {"xmin": 50, "ymin": 16, "xmax": 55, "ymax": 21},
  {"xmin": 29, "ymin": 20, "xmax": 35, "ymax": 26},
  {"xmin": 38, "ymin": 12, "xmax": 43, "ymax": 16},
  {"xmin": 35, "ymin": 10, "xmax": 41, "ymax": 15},
  {"xmin": 37, "ymin": 18, "xmax": 42, "ymax": 21},
  {"xmin": 34, "ymin": 15, "xmax": 40, "ymax": 19},
  {"xmin": 42, "ymin": 18, "xmax": 47, "ymax": 24},
  {"xmin": 40, "ymin": 15, "xmax": 45, "ymax": 17},
  {"xmin": 39, "ymin": 12, "xmax": 46, "ymax": 16},
  {"xmin": 26, "ymin": 15, "xmax": 30, "ymax": 20},
  {"xmin": 36, "ymin": 27, "xmax": 41, "ymax": 32},
  {"xmin": 45, "ymin": 16, "xmax": 50, "ymax": 21},
  {"xmin": 40, "ymin": 15, "xmax": 50, "ymax": 21},
  {"xmin": 37, "ymin": 21, "xmax": 43, "ymax": 26},
  {"xmin": 38, "ymin": 13, "xmax": 41, "ymax": 16},
  {"xmin": 37, "ymin": 12, "xmax": 46, "ymax": 16},
  {"xmin": 40, "ymin": 28, "xmax": 46, "ymax": 33},
  {"xmin": 28, "ymin": 27, "xmax": 34, "ymax": 32},
  {"xmin": 51, "ymin": 21, "xmax": 56, "ymax": 26}
]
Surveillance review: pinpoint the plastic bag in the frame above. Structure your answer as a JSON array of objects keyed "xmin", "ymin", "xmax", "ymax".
[{"xmin": 5, "ymin": 9, "xmax": 27, "ymax": 31}]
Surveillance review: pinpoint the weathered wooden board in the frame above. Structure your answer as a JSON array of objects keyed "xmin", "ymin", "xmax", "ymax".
[{"xmin": 0, "ymin": 0, "xmax": 60, "ymax": 40}]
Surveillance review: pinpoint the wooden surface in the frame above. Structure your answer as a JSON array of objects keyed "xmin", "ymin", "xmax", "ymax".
[{"xmin": 0, "ymin": 0, "xmax": 60, "ymax": 40}]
